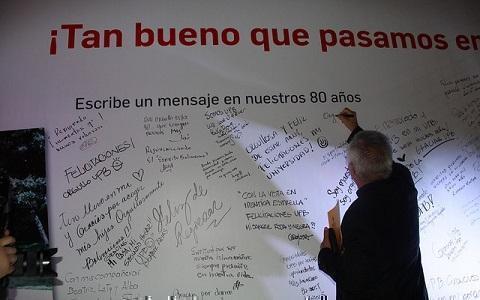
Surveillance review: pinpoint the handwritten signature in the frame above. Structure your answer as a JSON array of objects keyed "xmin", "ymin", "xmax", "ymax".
[{"xmin": 151, "ymin": 183, "xmax": 231, "ymax": 247}]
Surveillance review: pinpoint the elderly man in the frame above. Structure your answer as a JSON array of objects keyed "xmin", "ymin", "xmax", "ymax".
[{"xmin": 318, "ymin": 108, "xmax": 428, "ymax": 299}]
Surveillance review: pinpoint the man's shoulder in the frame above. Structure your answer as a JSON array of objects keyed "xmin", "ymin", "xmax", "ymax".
[
  {"xmin": 391, "ymin": 162, "xmax": 415, "ymax": 185},
  {"xmin": 392, "ymin": 161, "xmax": 410, "ymax": 173}
]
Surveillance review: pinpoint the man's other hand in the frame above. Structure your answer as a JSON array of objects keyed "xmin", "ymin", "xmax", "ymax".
[{"xmin": 321, "ymin": 227, "xmax": 332, "ymax": 250}]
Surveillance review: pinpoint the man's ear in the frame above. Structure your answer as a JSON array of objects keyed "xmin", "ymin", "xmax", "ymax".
[
  {"xmin": 348, "ymin": 162, "xmax": 359, "ymax": 186},
  {"xmin": 347, "ymin": 162, "xmax": 355, "ymax": 177}
]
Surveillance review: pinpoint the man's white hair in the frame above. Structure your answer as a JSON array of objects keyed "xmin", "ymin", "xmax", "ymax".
[{"xmin": 347, "ymin": 130, "xmax": 393, "ymax": 183}]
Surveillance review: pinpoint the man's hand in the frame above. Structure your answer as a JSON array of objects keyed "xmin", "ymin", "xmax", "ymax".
[
  {"xmin": 0, "ymin": 234, "xmax": 16, "ymax": 278},
  {"xmin": 320, "ymin": 227, "xmax": 331, "ymax": 250},
  {"xmin": 336, "ymin": 107, "xmax": 359, "ymax": 132}
]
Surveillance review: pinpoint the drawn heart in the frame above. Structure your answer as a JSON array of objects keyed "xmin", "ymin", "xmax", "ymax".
[
  {"xmin": 132, "ymin": 169, "xmax": 144, "ymax": 182},
  {"xmin": 397, "ymin": 154, "xmax": 406, "ymax": 162}
]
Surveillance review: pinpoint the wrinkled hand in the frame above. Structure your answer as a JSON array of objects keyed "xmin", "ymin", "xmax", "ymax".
[
  {"xmin": 336, "ymin": 107, "xmax": 359, "ymax": 132},
  {"xmin": 320, "ymin": 227, "xmax": 331, "ymax": 250},
  {"xmin": 0, "ymin": 234, "xmax": 16, "ymax": 278}
]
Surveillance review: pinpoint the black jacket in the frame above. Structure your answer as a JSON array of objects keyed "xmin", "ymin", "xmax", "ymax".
[{"xmin": 318, "ymin": 128, "xmax": 428, "ymax": 300}]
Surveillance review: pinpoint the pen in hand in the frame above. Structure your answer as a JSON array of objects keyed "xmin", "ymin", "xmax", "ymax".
[{"xmin": 335, "ymin": 113, "xmax": 355, "ymax": 118}]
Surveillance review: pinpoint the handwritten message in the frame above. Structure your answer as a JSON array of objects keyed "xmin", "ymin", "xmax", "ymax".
[
  {"xmin": 283, "ymin": 250, "xmax": 327, "ymax": 299},
  {"xmin": 48, "ymin": 113, "xmax": 105, "ymax": 152},
  {"xmin": 247, "ymin": 116, "xmax": 315, "ymax": 180},
  {"xmin": 240, "ymin": 188, "xmax": 315, "ymax": 245}
]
